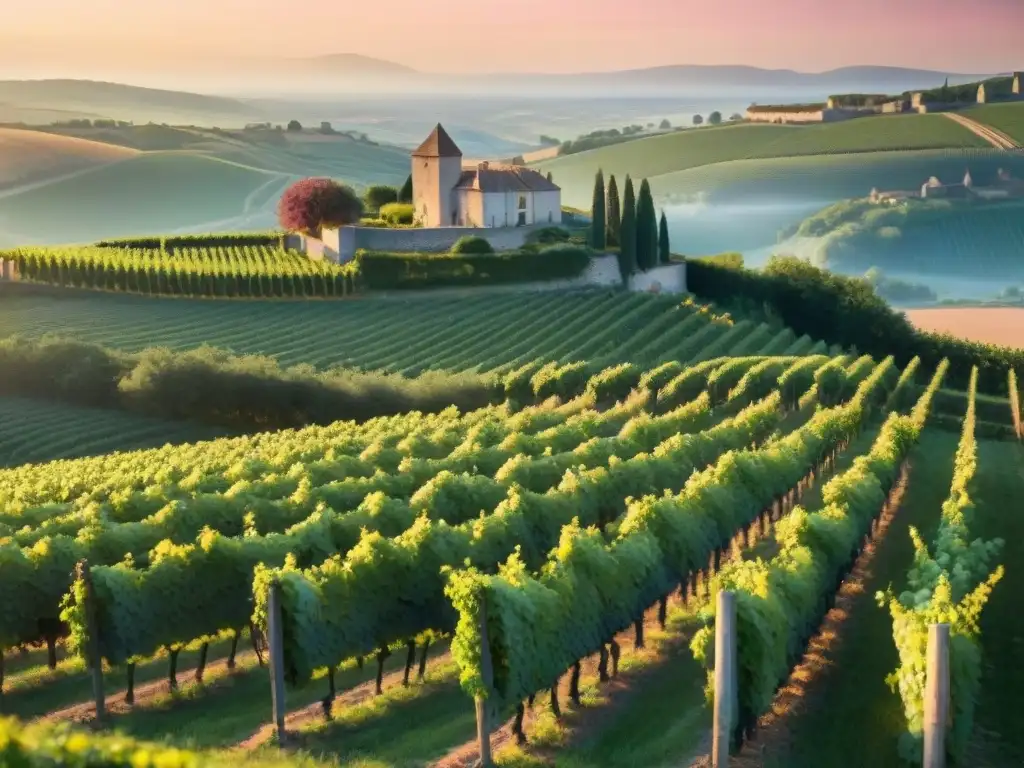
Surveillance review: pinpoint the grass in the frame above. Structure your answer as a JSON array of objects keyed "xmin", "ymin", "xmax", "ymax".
[
  {"xmin": 760, "ymin": 429, "xmax": 957, "ymax": 767},
  {"xmin": 0, "ymin": 291, "xmax": 806, "ymax": 376},
  {"xmin": 0, "ymin": 396, "xmax": 228, "ymax": 467},
  {"xmin": 0, "ymin": 127, "xmax": 138, "ymax": 189},
  {"xmin": 965, "ymin": 102, "xmax": 1024, "ymax": 144},
  {"xmin": 969, "ymin": 439, "xmax": 1024, "ymax": 766},
  {"xmin": 0, "ymin": 152, "xmax": 292, "ymax": 245},
  {"xmin": 536, "ymin": 116, "xmax": 991, "ymax": 206}
]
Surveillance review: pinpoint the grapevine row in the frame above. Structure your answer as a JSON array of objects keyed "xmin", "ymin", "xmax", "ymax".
[
  {"xmin": 879, "ymin": 365, "xmax": 1005, "ymax": 763},
  {"xmin": 442, "ymin": 357, "xmax": 897, "ymax": 724}
]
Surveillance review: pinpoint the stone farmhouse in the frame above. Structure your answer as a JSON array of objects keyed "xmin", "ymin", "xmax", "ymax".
[
  {"xmin": 412, "ymin": 124, "xmax": 561, "ymax": 228},
  {"xmin": 748, "ymin": 71, "xmax": 1022, "ymax": 124},
  {"xmin": 869, "ymin": 168, "xmax": 1024, "ymax": 204}
]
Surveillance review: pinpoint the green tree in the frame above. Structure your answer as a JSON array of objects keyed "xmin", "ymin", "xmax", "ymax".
[
  {"xmin": 658, "ymin": 211, "xmax": 671, "ymax": 264},
  {"xmin": 618, "ymin": 176, "xmax": 637, "ymax": 282},
  {"xmin": 546, "ymin": 171, "xmax": 553, "ymax": 182},
  {"xmin": 606, "ymin": 174, "xmax": 621, "ymax": 246},
  {"xmin": 590, "ymin": 169, "xmax": 606, "ymax": 249},
  {"xmin": 692, "ymin": 114, "xmax": 704, "ymax": 126},
  {"xmin": 659, "ymin": 118, "xmax": 671, "ymax": 129},
  {"xmin": 709, "ymin": 111, "xmax": 723, "ymax": 125},
  {"xmin": 286, "ymin": 119, "xmax": 303, "ymax": 132},
  {"xmin": 635, "ymin": 179, "xmax": 658, "ymax": 270},
  {"xmin": 363, "ymin": 185, "xmax": 399, "ymax": 211},
  {"xmin": 399, "ymin": 174, "xmax": 413, "ymax": 203}
]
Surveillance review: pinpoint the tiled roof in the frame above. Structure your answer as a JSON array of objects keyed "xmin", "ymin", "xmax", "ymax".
[
  {"xmin": 453, "ymin": 165, "xmax": 560, "ymax": 193},
  {"xmin": 412, "ymin": 123, "xmax": 462, "ymax": 157}
]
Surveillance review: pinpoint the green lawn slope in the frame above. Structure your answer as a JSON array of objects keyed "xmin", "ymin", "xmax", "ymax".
[
  {"xmin": 964, "ymin": 101, "xmax": 1024, "ymax": 144},
  {"xmin": 536, "ymin": 115, "xmax": 990, "ymax": 206},
  {"xmin": 0, "ymin": 152, "xmax": 292, "ymax": 245}
]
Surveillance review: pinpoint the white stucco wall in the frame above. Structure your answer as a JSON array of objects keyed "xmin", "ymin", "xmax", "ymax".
[
  {"xmin": 454, "ymin": 189, "xmax": 485, "ymax": 227},
  {"xmin": 533, "ymin": 191, "xmax": 562, "ymax": 226},
  {"xmin": 412, "ymin": 155, "xmax": 462, "ymax": 227}
]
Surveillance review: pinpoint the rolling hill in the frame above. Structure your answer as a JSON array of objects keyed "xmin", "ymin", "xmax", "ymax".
[
  {"xmin": 0, "ymin": 125, "xmax": 410, "ymax": 246},
  {"xmin": 536, "ymin": 115, "xmax": 991, "ymax": 207},
  {"xmin": 0, "ymin": 127, "xmax": 138, "ymax": 189}
]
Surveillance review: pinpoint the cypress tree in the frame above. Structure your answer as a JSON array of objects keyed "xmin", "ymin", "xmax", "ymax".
[
  {"xmin": 399, "ymin": 174, "xmax": 413, "ymax": 203},
  {"xmin": 658, "ymin": 210, "xmax": 671, "ymax": 264},
  {"xmin": 618, "ymin": 175, "xmax": 637, "ymax": 283},
  {"xmin": 636, "ymin": 179, "xmax": 658, "ymax": 271},
  {"xmin": 590, "ymin": 169, "xmax": 606, "ymax": 249},
  {"xmin": 546, "ymin": 171, "xmax": 553, "ymax": 182},
  {"xmin": 606, "ymin": 174, "xmax": 621, "ymax": 246}
]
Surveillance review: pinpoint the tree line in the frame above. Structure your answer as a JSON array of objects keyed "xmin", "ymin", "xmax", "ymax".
[{"xmin": 588, "ymin": 170, "xmax": 672, "ymax": 281}]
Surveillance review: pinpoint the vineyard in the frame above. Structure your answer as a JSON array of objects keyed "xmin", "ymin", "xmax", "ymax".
[
  {"xmin": 0, "ymin": 290, "xmax": 829, "ymax": 375},
  {"xmin": 1, "ymin": 332, "xmax": 1022, "ymax": 768}
]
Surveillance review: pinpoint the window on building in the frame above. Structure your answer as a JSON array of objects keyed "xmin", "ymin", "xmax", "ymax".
[{"xmin": 518, "ymin": 195, "xmax": 527, "ymax": 210}]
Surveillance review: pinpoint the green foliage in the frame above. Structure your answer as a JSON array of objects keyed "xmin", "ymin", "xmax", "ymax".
[
  {"xmin": 658, "ymin": 211, "xmax": 670, "ymax": 264},
  {"xmin": 879, "ymin": 366, "xmax": 1005, "ymax": 762},
  {"xmin": 355, "ymin": 245, "xmax": 590, "ymax": 290},
  {"xmin": 399, "ymin": 174, "xmax": 413, "ymax": 203},
  {"xmin": 590, "ymin": 169, "xmax": 607, "ymax": 249},
  {"xmin": 635, "ymin": 179, "xmax": 658, "ymax": 271},
  {"xmin": 451, "ymin": 236, "xmax": 495, "ymax": 255},
  {"xmin": 526, "ymin": 226, "xmax": 571, "ymax": 245},
  {"xmin": 0, "ymin": 335, "xmax": 498, "ymax": 431},
  {"xmin": 4, "ymin": 242, "xmax": 359, "ymax": 299},
  {"xmin": 686, "ymin": 254, "xmax": 1024, "ymax": 394},
  {"xmin": 618, "ymin": 176, "xmax": 638, "ymax": 282},
  {"xmin": 262, "ymin": 392, "xmax": 785, "ymax": 686},
  {"xmin": 363, "ymin": 184, "xmax": 400, "ymax": 211},
  {"xmin": 0, "ymin": 715, "xmax": 201, "ymax": 766},
  {"xmin": 450, "ymin": 361, "xmax": 897, "ymax": 713},
  {"xmin": 709, "ymin": 111, "xmax": 723, "ymax": 125},
  {"xmin": 378, "ymin": 202, "xmax": 416, "ymax": 225},
  {"xmin": 606, "ymin": 174, "xmax": 621, "ymax": 246}
]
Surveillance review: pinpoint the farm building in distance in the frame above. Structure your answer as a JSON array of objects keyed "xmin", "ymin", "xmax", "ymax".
[
  {"xmin": 412, "ymin": 123, "xmax": 562, "ymax": 228},
  {"xmin": 869, "ymin": 168, "xmax": 1024, "ymax": 203},
  {"xmin": 747, "ymin": 71, "xmax": 1023, "ymax": 124}
]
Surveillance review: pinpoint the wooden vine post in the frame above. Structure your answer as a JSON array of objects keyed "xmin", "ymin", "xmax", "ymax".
[
  {"xmin": 267, "ymin": 580, "xmax": 287, "ymax": 742},
  {"xmin": 923, "ymin": 623, "xmax": 950, "ymax": 768},
  {"xmin": 475, "ymin": 593, "xmax": 495, "ymax": 768},
  {"xmin": 77, "ymin": 560, "xmax": 106, "ymax": 722},
  {"xmin": 712, "ymin": 590, "xmax": 737, "ymax": 768}
]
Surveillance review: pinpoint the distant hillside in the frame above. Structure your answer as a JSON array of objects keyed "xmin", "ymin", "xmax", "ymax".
[
  {"xmin": 536, "ymin": 115, "xmax": 989, "ymax": 207},
  {"xmin": 0, "ymin": 79, "xmax": 261, "ymax": 125},
  {"xmin": 0, "ymin": 127, "xmax": 138, "ymax": 190}
]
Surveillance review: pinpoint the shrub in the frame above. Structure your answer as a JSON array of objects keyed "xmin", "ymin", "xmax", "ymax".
[
  {"xmin": 527, "ymin": 226, "xmax": 571, "ymax": 245},
  {"xmin": 379, "ymin": 202, "xmax": 415, "ymax": 225},
  {"xmin": 355, "ymin": 245, "xmax": 591, "ymax": 291},
  {"xmin": 451, "ymin": 235, "xmax": 494, "ymax": 255},
  {"xmin": 278, "ymin": 178, "xmax": 363, "ymax": 236},
  {"xmin": 363, "ymin": 185, "xmax": 399, "ymax": 211}
]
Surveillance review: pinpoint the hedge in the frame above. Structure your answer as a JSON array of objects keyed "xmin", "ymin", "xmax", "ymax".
[
  {"xmin": 355, "ymin": 244, "xmax": 592, "ymax": 290},
  {"xmin": 0, "ymin": 336, "xmax": 500, "ymax": 430},
  {"xmin": 95, "ymin": 232, "xmax": 284, "ymax": 251},
  {"xmin": 686, "ymin": 255, "xmax": 1024, "ymax": 394}
]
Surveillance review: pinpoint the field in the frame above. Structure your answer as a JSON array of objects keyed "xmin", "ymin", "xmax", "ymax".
[
  {"xmin": 536, "ymin": 115, "xmax": 992, "ymax": 207},
  {"xmin": 0, "ymin": 125, "xmax": 410, "ymax": 246},
  {"xmin": 906, "ymin": 307, "xmax": 1024, "ymax": 347},
  {"xmin": 0, "ymin": 127, "xmax": 139, "ymax": 189},
  {"xmin": 964, "ymin": 102, "xmax": 1024, "ymax": 145},
  {"xmin": 1, "ymin": 309, "xmax": 1018, "ymax": 768},
  {"xmin": 0, "ymin": 290, "xmax": 826, "ymax": 376}
]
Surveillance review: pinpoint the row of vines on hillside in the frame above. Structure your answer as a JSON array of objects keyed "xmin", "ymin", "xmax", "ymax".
[
  {"xmin": 443, "ymin": 358, "xmax": 899, "ymax": 740},
  {"xmin": 879, "ymin": 365, "xmax": 1005, "ymax": 763}
]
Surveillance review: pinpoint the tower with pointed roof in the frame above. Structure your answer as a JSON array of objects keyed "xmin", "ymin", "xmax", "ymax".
[{"xmin": 412, "ymin": 123, "xmax": 463, "ymax": 227}]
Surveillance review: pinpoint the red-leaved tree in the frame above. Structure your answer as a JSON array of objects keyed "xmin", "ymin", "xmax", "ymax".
[{"xmin": 277, "ymin": 178, "xmax": 364, "ymax": 236}]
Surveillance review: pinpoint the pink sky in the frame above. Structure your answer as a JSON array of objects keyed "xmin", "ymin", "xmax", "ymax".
[{"xmin": 3, "ymin": 0, "xmax": 1022, "ymax": 74}]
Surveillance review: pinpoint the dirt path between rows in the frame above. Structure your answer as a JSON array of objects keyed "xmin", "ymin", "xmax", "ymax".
[{"xmin": 687, "ymin": 465, "xmax": 912, "ymax": 767}]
